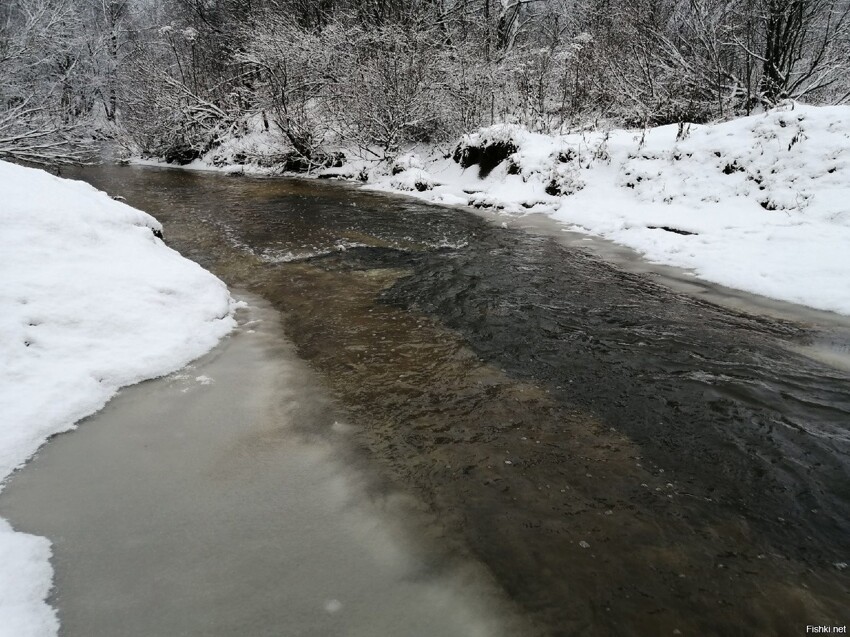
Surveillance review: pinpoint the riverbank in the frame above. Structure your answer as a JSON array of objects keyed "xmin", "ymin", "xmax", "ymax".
[
  {"xmin": 0, "ymin": 161, "xmax": 236, "ymax": 636},
  {"xmin": 158, "ymin": 102, "xmax": 850, "ymax": 318}
]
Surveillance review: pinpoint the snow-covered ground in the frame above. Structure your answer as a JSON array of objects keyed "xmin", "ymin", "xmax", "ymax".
[
  {"xmin": 0, "ymin": 161, "xmax": 236, "ymax": 636},
  {"xmin": 362, "ymin": 103, "xmax": 850, "ymax": 316}
]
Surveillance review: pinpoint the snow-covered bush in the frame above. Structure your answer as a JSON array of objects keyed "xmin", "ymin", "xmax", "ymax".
[
  {"xmin": 391, "ymin": 153, "xmax": 425, "ymax": 175},
  {"xmin": 389, "ymin": 168, "xmax": 436, "ymax": 192},
  {"xmin": 453, "ymin": 124, "xmax": 526, "ymax": 176},
  {"xmin": 544, "ymin": 161, "xmax": 585, "ymax": 196}
]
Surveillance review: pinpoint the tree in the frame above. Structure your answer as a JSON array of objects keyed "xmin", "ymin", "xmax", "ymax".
[
  {"xmin": 757, "ymin": 0, "xmax": 850, "ymax": 104},
  {"xmin": 0, "ymin": 0, "xmax": 92, "ymax": 164}
]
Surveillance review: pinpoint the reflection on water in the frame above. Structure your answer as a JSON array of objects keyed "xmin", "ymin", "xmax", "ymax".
[
  {"xmin": 0, "ymin": 296, "xmax": 528, "ymax": 637},
  {"xmin": 45, "ymin": 165, "xmax": 850, "ymax": 636}
]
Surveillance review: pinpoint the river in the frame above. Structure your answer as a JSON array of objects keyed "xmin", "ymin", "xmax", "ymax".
[{"xmin": 2, "ymin": 165, "xmax": 849, "ymax": 636}]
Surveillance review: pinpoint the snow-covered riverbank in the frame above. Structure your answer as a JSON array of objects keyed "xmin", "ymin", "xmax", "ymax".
[
  {"xmin": 366, "ymin": 103, "xmax": 850, "ymax": 316},
  {"xmin": 0, "ymin": 161, "xmax": 236, "ymax": 636},
  {"xmin": 171, "ymin": 102, "xmax": 850, "ymax": 316}
]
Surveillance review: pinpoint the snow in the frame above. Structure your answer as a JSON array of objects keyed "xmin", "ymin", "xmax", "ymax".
[
  {"xmin": 0, "ymin": 160, "xmax": 236, "ymax": 636},
  {"xmin": 364, "ymin": 103, "xmax": 850, "ymax": 316}
]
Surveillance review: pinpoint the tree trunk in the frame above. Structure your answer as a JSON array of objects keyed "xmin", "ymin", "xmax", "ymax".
[{"xmin": 760, "ymin": 0, "xmax": 805, "ymax": 103}]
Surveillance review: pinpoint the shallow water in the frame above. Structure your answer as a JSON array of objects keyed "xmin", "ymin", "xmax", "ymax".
[
  {"xmin": 0, "ymin": 294, "xmax": 524, "ymax": 637},
  {"xmin": 5, "ymin": 165, "xmax": 849, "ymax": 636}
]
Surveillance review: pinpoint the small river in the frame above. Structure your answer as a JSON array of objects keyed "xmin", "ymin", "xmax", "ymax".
[{"xmin": 4, "ymin": 165, "xmax": 849, "ymax": 636}]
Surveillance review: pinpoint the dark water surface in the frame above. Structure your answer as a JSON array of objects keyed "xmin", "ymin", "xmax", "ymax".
[{"xmin": 59, "ymin": 166, "xmax": 850, "ymax": 635}]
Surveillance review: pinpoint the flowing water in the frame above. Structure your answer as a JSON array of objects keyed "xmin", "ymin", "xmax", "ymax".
[{"xmin": 3, "ymin": 165, "xmax": 850, "ymax": 636}]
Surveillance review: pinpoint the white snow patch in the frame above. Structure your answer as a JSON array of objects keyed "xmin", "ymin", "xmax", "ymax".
[
  {"xmin": 0, "ymin": 519, "xmax": 56, "ymax": 637},
  {"xmin": 0, "ymin": 160, "xmax": 236, "ymax": 635}
]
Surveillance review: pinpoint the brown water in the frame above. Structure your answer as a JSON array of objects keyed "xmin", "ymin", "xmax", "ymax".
[
  {"xmin": 5, "ymin": 165, "xmax": 850, "ymax": 636},
  {"xmin": 0, "ymin": 294, "xmax": 527, "ymax": 637}
]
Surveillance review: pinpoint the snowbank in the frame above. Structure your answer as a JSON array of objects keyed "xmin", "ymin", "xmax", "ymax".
[
  {"xmin": 0, "ymin": 161, "xmax": 236, "ymax": 636},
  {"xmin": 366, "ymin": 103, "xmax": 850, "ymax": 316}
]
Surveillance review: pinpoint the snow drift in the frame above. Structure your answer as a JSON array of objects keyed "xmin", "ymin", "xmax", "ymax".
[
  {"xmin": 366, "ymin": 103, "xmax": 850, "ymax": 316},
  {"xmin": 0, "ymin": 160, "xmax": 236, "ymax": 636}
]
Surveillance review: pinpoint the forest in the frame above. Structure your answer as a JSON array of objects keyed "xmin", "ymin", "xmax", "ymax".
[{"xmin": 1, "ymin": 0, "xmax": 849, "ymax": 166}]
